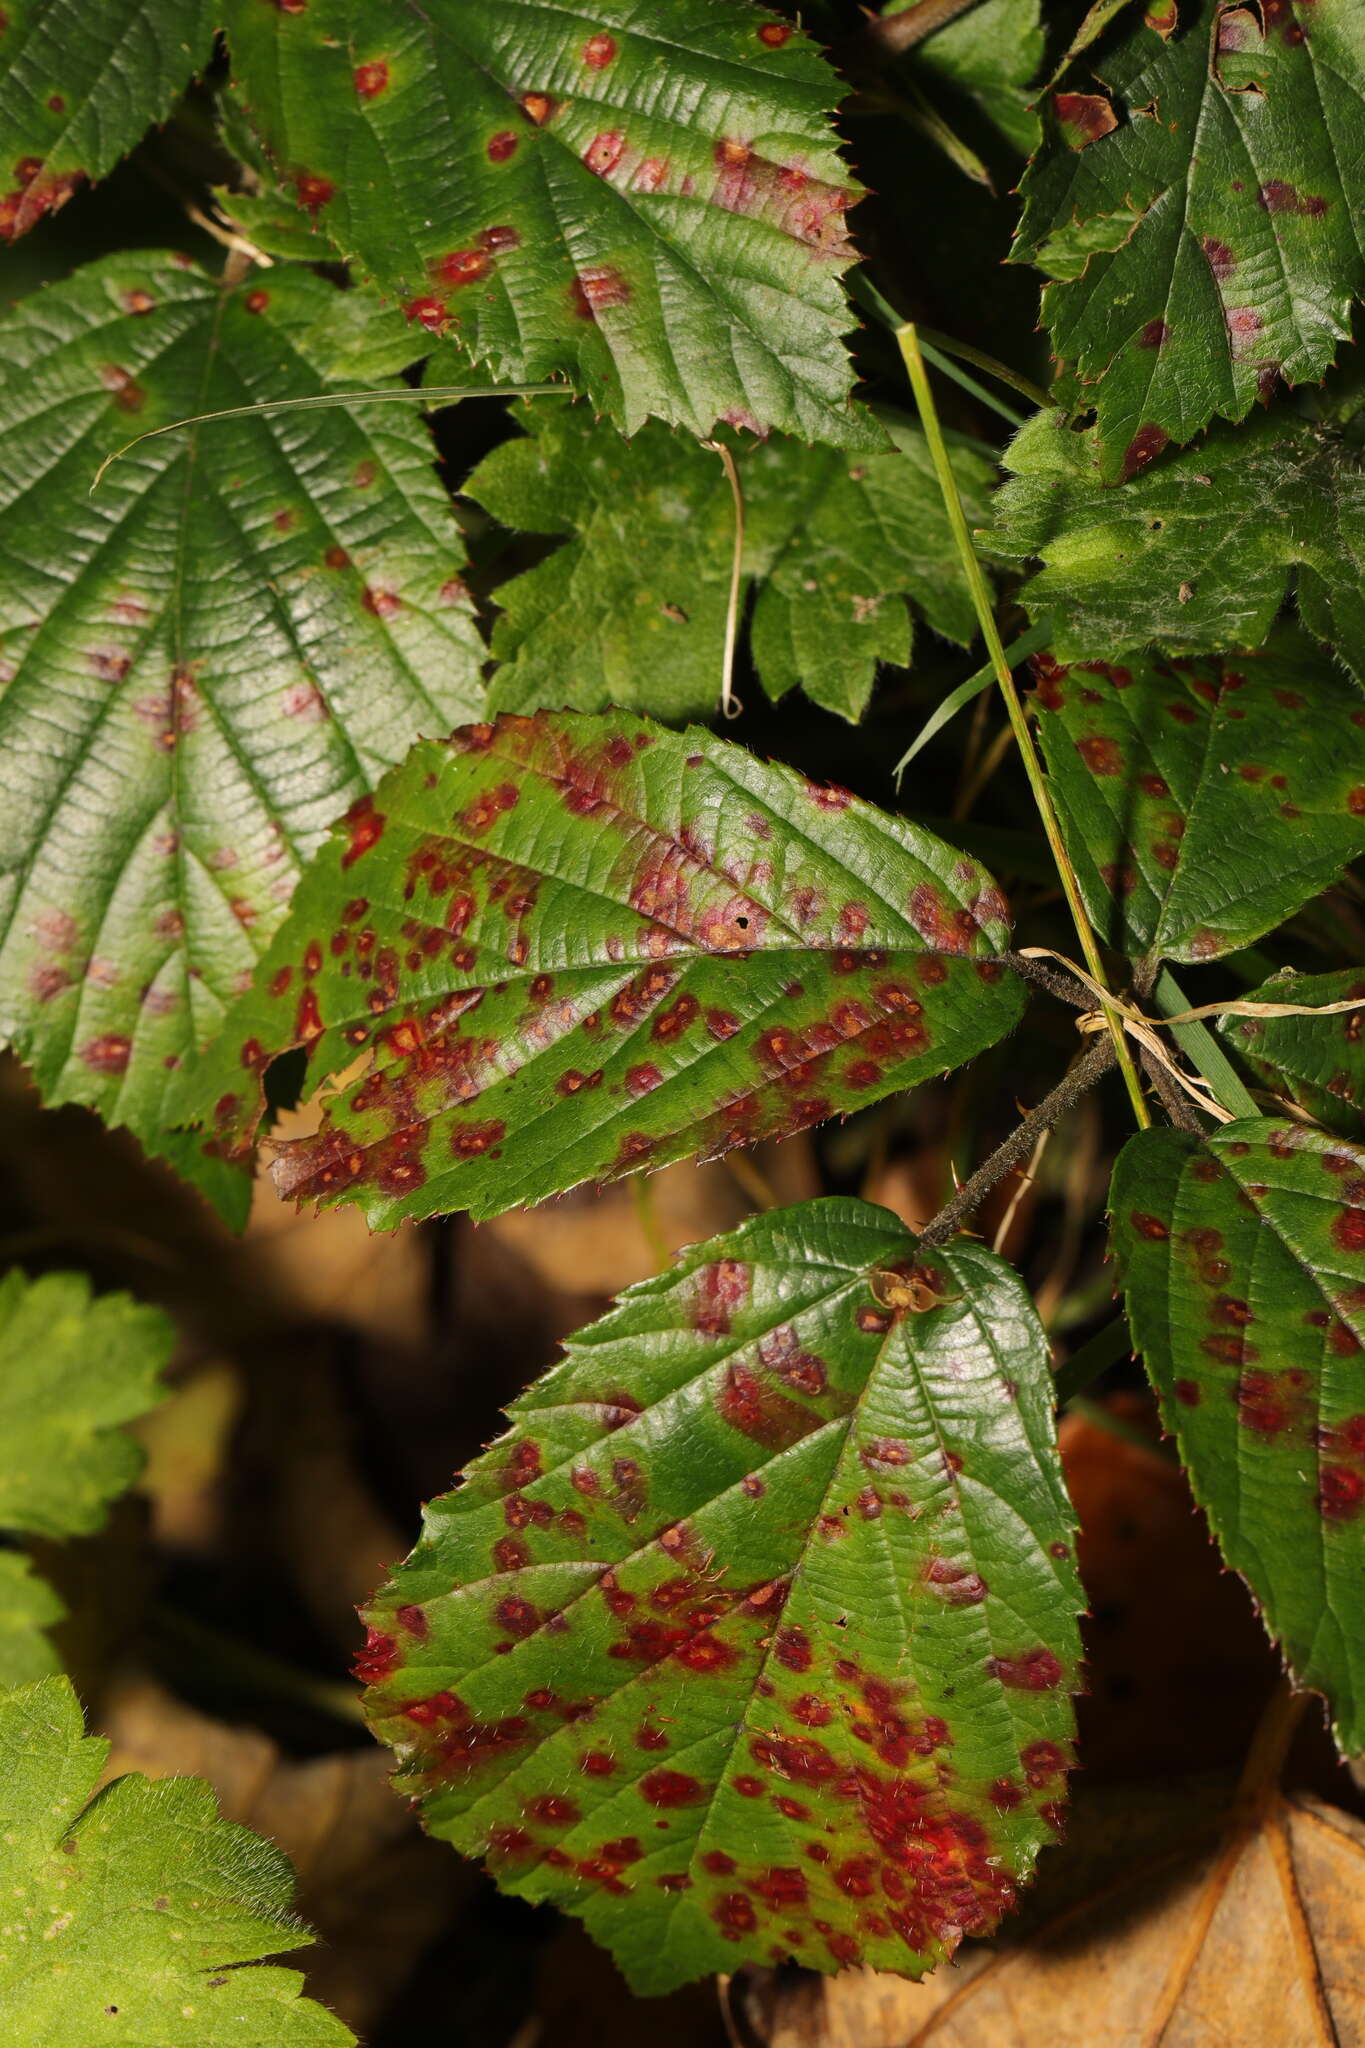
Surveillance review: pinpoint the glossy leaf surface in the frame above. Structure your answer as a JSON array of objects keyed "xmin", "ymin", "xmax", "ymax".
[
  {"xmin": 1015, "ymin": 0, "xmax": 1365, "ymax": 478},
  {"xmin": 0, "ymin": 0, "xmax": 213, "ymax": 242},
  {"xmin": 0, "ymin": 255, "xmax": 484, "ymax": 1220},
  {"xmin": 469, "ymin": 404, "xmax": 993, "ymax": 724},
  {"xmin": 222, "ymin": 0, "xmax": 871, "ymax": 444},
  {"xmin": 171, "ymin": 712, "xmax": 1026, "ymax": 1227},
  {"xmin": 989, "ymin": 407, "xmax": 1365, "ymax": 680},
  {"xmin": 0, "ymin": 1676, "xmax": 353, "ymax": 2041},
  {"xmin": 361, "ymin": 1198, "xmax": 1081, "ymax": 1992},
  {"xmin": 1218, "ymin": 971, "xmax": 1365, "ymax": 1139},
  {"xmin": 0, "ymin": 1269, "xmax": 171, "ymax": 1540},
  {"xmin": 1112, "ymin": 1121, "xmax": 1365, "ymax": 1753},
  {"xmin": 1030, "ymin": 637, "xmax": 1365, "ymax": 966}
]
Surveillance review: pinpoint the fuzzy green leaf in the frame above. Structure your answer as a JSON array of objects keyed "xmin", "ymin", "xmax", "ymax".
[
  {"xmin": 1112, "ymin": 1121, "xmax": 1365, "ymax": 1754},
  {"xmin": 360, "ymin": 1197, "xmax": 1081, "ymax": 1992},
  {"xmin": 1014, "ymin": 0, "xmax": 1365, "ymax": 477},
  {"xmin": 0, "ymin": 0, "xmax": 214, "ymax": 244},
  {"xmin": 1218, "ymin": 970, "xmax": 1365, "ymax": 1139},
  {"xmin": 170, "ymin": 710, "xmax": 1026, "ymax": 1229},
  {"xmin": 0, "ymin": 1268, "xmax": 171, "ymax": 1540},
  {"xmin": 1029, "ymin": 634, "xmax": 1365, "ymax": 968},
  {"xmin": 0, "ymin": 1557, "xmax": 65, "ymax": 1692},
  {"xmin": 469, "ymin": 404, "xmax": 993, "ymax": 724},
  {"xmin": 0, "ymin": 254, "xmax": 484, "ymax": 1222},
  {"xmin": 988, "ymin": 407, "xmax": 1365, "ymax": 681},
  {"xmin": 220, "ymin": 0, "xmax": 872, "ymax": 444},
  {"xmin": 0, "ymin": 1675, "xmax": 354, "ymax": 2042}
]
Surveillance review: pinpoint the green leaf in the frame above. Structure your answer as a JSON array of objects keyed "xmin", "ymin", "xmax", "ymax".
[
  {"xmin": 1014, "ymin": 0, "xmax": 1365, "ymax": 478},
  {"xmin": 0, "ymin": 253, "xmax": 485, "ymax": 1221},
  {"xmin": 1112, "ymin": 1120, "xmax": 1365, "ymax": 1754},
  {"xmin": 1218, "ymin": 970, "xmax": 1365, "ymax": 1138},
  {"xmin": 0, "ymin": 1269, "xmax": 171, "ymax": 1540},
  {"xmin": 469, "ymin": 404, "xmax": 994, "ymax": 725},
  {"xmin": 219, "ymin": 0, "xmax": 873, "ymax": 444},
  {"xmin": 0, "ymin": 0, "xmax": 214, "ymax": 243},
  {"xmin": 169, "ymin": 709, "xmax": 1027, "ymax": 1229},
  {"xmin": 988, "ymin": 406, "xmax": 1365, "ymax": 681},
  {"xmin": 908, "ymin": 0, "xmax": 1044, "ymax": 156},
  {"xmin": 0, "ymin": 1675, "xmax": 354, "ymax": 2042},
  {"xmin": 360, "ymin": 1197, "xmax": 1081, "ymax": 1992},
  {"xmin": 1029, "ymin": 633, "xmax": 1365, "ymax": 967},
  {"xmin": 0, "ymin": 1556, "xmax": 65, "ymax": 1691}
]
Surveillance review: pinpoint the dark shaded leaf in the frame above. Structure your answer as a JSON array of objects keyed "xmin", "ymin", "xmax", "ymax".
[
  {"xmin": 1112, "ymin": 1120, "xmax": 1365, "ymax": 1753},
  {"xmin": 1218, "ymin": 970, "xmax": 1365, "ymax": 1138},
  {"xmin": 169, "ymin": 710, "xmax": 1026, "ymax": 1228},
  {"xmin": 360, "ymin": 1197, "xmax": 1081, "ymax": 1992}
]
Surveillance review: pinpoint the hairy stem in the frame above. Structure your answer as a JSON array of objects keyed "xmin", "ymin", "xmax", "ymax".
[
  {"xmin": 919, "ymin": 1037, "xmax": 1116, "ymax": 1248},
  {"xmin": 896, "ymin": 321, "xmax": 1152, "ymax": 1131}
]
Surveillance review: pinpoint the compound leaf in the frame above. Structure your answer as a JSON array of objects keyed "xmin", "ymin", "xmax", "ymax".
[
  {"xmin": 0, "ymin": 1268, "xmax": 171, "ymax": 1542},
  {"xmin": 1014, "ymin": 0, "xmax": 1365, "ymax": 478},
  {"xmin": 1112, "ymin": 1121, "xmax": 1365, "ymax": 1754},
  {"xmin": 469, "ymin": 404, "xmax": 994, "ymax": 724},
  {"xmin": 1218, "ymin": 970, "xmax": 1365, "ymax": 1139},
  {"xmin": 0, "ymin": 254, "xmax": 484, "ymax": 1222},
  {"xmin": 988, "ymin": 406, "xmax": 1365, "ymax": 682},
  {"xmin": 220, "ymin": 0, "xmax": 873, "ymax": 444},
  {"xmin": 170, "ymin": 710, "xmax": 1026, "ymax": 1229},
  {"xmin": 1029, "ymin": 634, "xmax": 1365, "ymax": 966},
  {"xmin": 0, "ymin": 0, "xmax": 214, "ymax": 243},
  {"xmin": 0, "ymin": 1675, "xmax": 353, "ymax": 2042},
  {"xmin": 359, "ymin": 1197, "xmax": 1081, "ymax": 1992}
]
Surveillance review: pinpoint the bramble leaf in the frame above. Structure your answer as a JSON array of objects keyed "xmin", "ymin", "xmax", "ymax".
[
  {"xmin": 1028, "ymin": 635, "xmax": 1365, "ymax": 966},
  {"xmin": 360, "ymin": 1198, "xmax": 1081, "ymax": 1992},
  {"xmin": 1218, "ymin": 970, "xmax": 1365, "ymax": 1139},
  {"xmin": 0, "ymin": 254, "xmax": 484, "ymax": 1222},
  {"xmin": 0, "ymin": 1675, "xmax": 354, "ymax": 2041},
  {"xmin": 220, "ymin": 0, "xmax": 873, "ymax": 444},
  {"xmin": 987, "ymin": 407, "xmax": 1365, "ymax": 681},
  {"xmin": 469, "ymin": 404, "xmax": 993, "ymax": 724},
  {"xmin": 169, "ymin": 710, "xmax": 1026, "ymax": 1229},
  {"xmin": 1014, "ymin": 0, "xmax": 1365, "ymax": 477},
  {"xmin": 0, "ymin": 1555, "xmax": 65, "ymax": 1691},
  {"xmin": 902, "ymin": 0, "xmax": 1044, "ymax": 155},
  {"xmin": 0, "ymin": 1268, "xmax": 171, "ymax": 1540},
  {"xmin": 0, "ymin": 0, "xmax": 214, "ymax": 243},
  {"xmin": 1112, "ymin": 1121, "xmax": 1365, "ymax": 1754}
]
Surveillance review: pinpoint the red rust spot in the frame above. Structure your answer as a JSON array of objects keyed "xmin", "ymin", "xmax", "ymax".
[
  {"xmin": 711, "ymin": 1893, "xmax": 757, "ymax": 1938},
  {"xmin": 758, "ymin": 18, "xmax": 793, "ymax": 42},
  {"xmin": 1137, "ymin": 318, "xmax": 1170, "ymax": 349},
  {"xmin": 641, "ymin": 1769, "xmax": 703, "ymax": 1807},
  {"xmin": 342, "ymin": 795, "xmax": 386, "ymax": 869},
  {"xmin": 294, "ymin": 172, "xmax": 336, "ymax": 213},
  {"xmin": 1258, "ymin": 180, "xmax": 1328, "ymax": 217},
  {"xmin": 353, "ymin": 1628, "xmax": 398, "ymax": 1684},
  {"xmin": 354, "ymin": 59, "xmax": 389, "ymax": 97},
  {"xmin": 80, "ymin": 1034, "xmax": 132, "ymax": 1076},
  {"xmin": 1319, "ymin": 1466, "xmax": 1364, "ymax": 1520},
  {"xmin": 1121, "ymin": 424, "xmax": 1170, "ymax": 480},
  {"xmin": 488, "ymin": 130, "xmax": 518, "ymax": 162},
  {"xmin": 1130, "ymin": 1211, "xmax": 1169, "ymax": 1240},
  {"xmin": 582, "ymin": 31, "xmax": 616, "ymax": 65},
  {"xmin": 987, "ymin": 1648, "xmax": 1063, "ymax": 1691}
]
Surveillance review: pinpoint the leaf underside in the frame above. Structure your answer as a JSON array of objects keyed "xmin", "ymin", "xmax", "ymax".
[
  {"xmin": 0, "ymin": 0, "xmax": 214, "ymax": 242},
  {"xmin": 1218, "ymin": 970, "xmax": 1365, "ymax": 1139},
  {"xmin": 988, "ymin": 407, "xmax": 1365, "ymax": 682},
  {"xmin": 0, "ymin": 1677, "xmax": 353, "ymax": 2043},
  {"xmin": 0, "ymin": 254, "xmax": 484, "ymax": 1221},
  {"xmin": 1112, "ymin": 1121, "xmax": 1365, "ymax": 1754},
  {"xmin": 1028, "ymin": 634, "xmax": 1365, "ymax": 967},
  {"xmin": 469, "ymin": 404, "xmax": 992, "ymax": 725},
  {"xmin": 169, "ymin": 710, "xmax": 1027, "ymax": 1229},
  {"xmin": 219, "ymin": 0, "xmax": 874, "ymax": 442},
  {"xmin": 1015, "ymin": 0, "xmax": 1365, "ymax": 477},
  {"xmin": 360, "ymin": 1198, "xmax": 1081, "ymax": 1993}
]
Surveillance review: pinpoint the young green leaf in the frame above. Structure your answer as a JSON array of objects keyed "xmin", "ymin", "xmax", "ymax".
[
  {"xmin": 906, "ymin": 0, "xmax": 1044, "ymax": 156},
  {"xmin": 1218, "ymin": 971, "xmax": 1365, "ymax": 1139},
  {"xmin": 169, "ymin": 711, "xmax": 1026, "ymax": 1228},
  {"xmin": 219, "ymin": 0, "xmax": 873, "ymax": 444},
  {"xmin": 0, "ymin": 1676, "xmax": 353, "ymax": 2041},
  {"xmin": 0, "ymin": 0, "xmax": 214, "ymax": 243},
  {"xmin": 1014, "ymin": 0, "xmax": 1365, "ymax": 478},
  {"xmin": 988, "ymin": 407, "xmax": 1365, "ymax": 681},
  {"xmin": 0, "ymin": 1556, "xmax": 65, "ymax": 1691},
  {"xmin": 0, "ymin": 1269, "xmax": 171, "ymax": 1541},
  {"xmin": 0, "ymin": 254, "xmax": 484, "ymax": 1223},
  {"xmin": 1112, "ymin": 1121, "xmax": 1365, "ymax": 1754},
  {"xmin": 1028, "ymin": 635, "xmax": 1365, "ymax": 967},
  {"xmin": 469, "ymin": 404, "xmax": 994, "ymax": 724},
  {"xmin": 360, "ymin": 1197, "xmax": 1081, "ymax": 1992}
]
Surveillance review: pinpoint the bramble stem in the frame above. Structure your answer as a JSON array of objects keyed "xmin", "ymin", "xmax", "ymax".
[
  {"xmin": 919, "ymin": 1037, "xmax": 1116, "ymax": 1248},
  {"xmin": 896, "ymin": 322, "xmax": 1152, "ymax": 1131}
]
